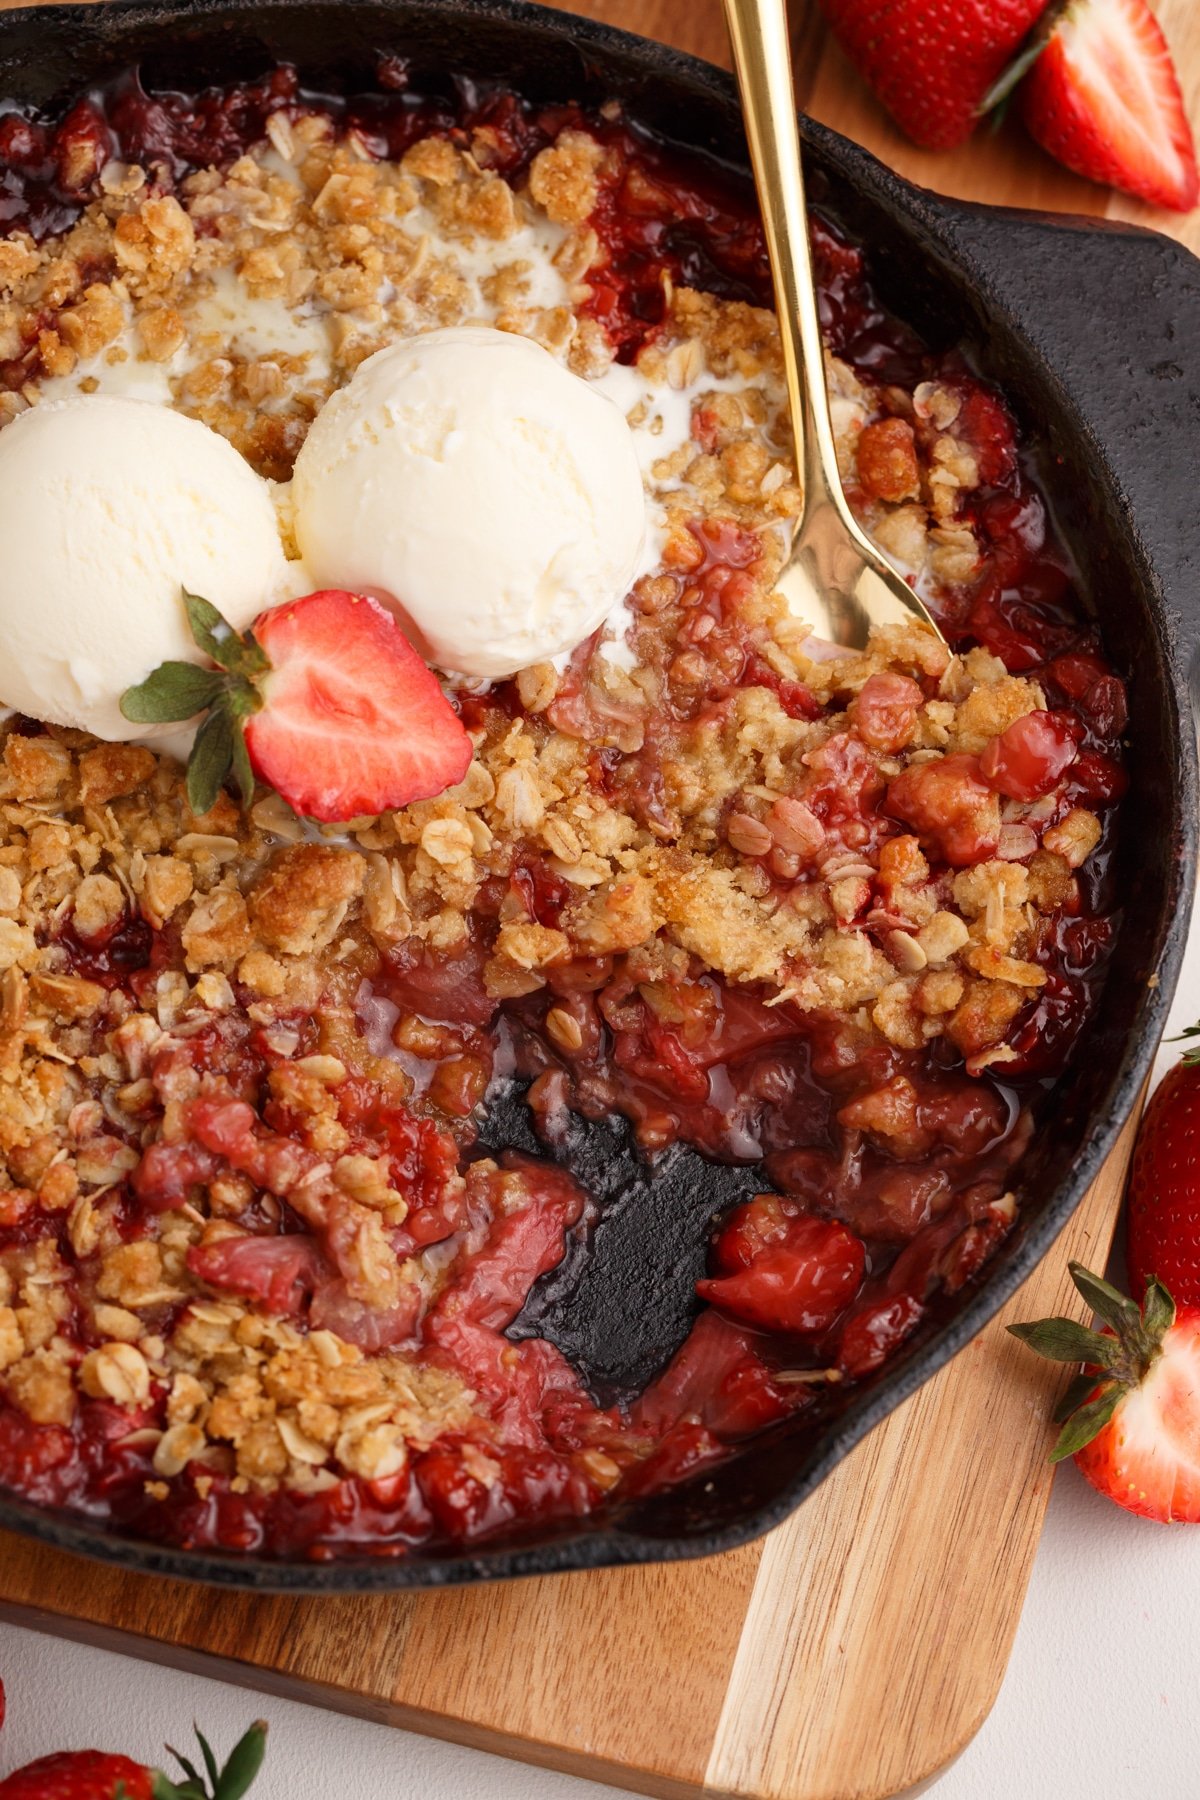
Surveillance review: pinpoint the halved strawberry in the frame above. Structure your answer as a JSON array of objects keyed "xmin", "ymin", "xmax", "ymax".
[
  {"xmin": 1019, "ymin": 0, "xmax": 1199, "ymax": 212},
  {"xmin": 121, "ymin": 587, "xmax": 472, "ymax": 822},
  {"xmin": 1011, "ymin": 1262, "xmax": 1200, "ymax": 1522}
]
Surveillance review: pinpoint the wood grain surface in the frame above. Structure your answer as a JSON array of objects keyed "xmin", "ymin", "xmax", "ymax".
[{"xmin": 0, "ymin": 3, "xmax": 1192, "ymax": 1797}]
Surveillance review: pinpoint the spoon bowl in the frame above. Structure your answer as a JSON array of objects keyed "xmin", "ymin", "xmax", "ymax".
[{"xmin": 723, "ymin": 0, "xmax": 946, "ymax": 650}]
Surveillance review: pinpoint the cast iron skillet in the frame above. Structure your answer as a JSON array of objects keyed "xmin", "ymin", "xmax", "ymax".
[{"xmin": 0, "ymin": 0, "xmax": 1197, "ymax": 1591}]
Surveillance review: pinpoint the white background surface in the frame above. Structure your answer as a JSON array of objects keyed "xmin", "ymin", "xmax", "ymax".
[{"xmin": 0, "ymin": 918, "xmax": 1197, "ymax": 1797}]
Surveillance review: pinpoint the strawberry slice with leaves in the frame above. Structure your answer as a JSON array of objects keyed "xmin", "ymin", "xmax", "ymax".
[
  {"xmin": 0, "ymin": 1719, "xmax": 266, "ymax": 1799},
  {"xmin": 1019, "ymin": 0, "xmax": 1199, "ymax": 212},
  {"xmin": 1010, "ymin": 1261, "xmax": 1200, "ymax": 1522},
  {"xmin": 121, "ymin": 588, "xmax": 472, "ymax": 823}
]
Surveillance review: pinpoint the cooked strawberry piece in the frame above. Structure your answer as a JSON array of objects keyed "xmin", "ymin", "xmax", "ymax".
[
  {"xmin": 855, "ymin": 416, "xmax": 921, "ymax": 503},
  {"xmin": 188, "ymin": 1233, "xmax": 328, "ymax": 1316},
  {"xmin": 53, "ymin": 98, "xmax": 113, "ymax": 192},
  {"xmin": 0, "ymin": 1405, "xmax": 78, "ymax": 1507},
  {"xmin": 838, "ymin": 1292, "xmax": 925, "ymax": 1376},
  {"xmin": 1067, "ymin": 748, "xmax": 1128, "ymax": 804},
  {"xmin": 383, "ymin": 937, "xmax": 497, "ymax": 1027},
  {"xmin": 979, "ymin": 709, "xmax": 1080, "ymax": 800},
  {"xmin": 1047, "ymin": 652, "xmax": 1129, "ymax": 738},
  {"xmin": 739, "ymin": 652, "xmax": 823, "ymax": 721},
  {"xmin": 131, "ymin": 1139, "xmax": 219, "ymax": 1211},
  {"xmin": 710, "ymin": 1194, "xmax": 797, "ymax": 1276},
  {"xmin": 1045, "ymin": 647, "xmax": 1111, "ymax": 701},
  {"xmin": 800, "ymin": 731, "xmax": 888, "ymax": 838},
  {"xmin": 886, "ymin": 752, "xmax": 1002, "ymax": 866},
  {"xmin": 837, "ymin": 1073, "xmax": 1011, "ymax": 1162},
  {"xmin": 244, "ymin": 589, "xmax": 472, "ymax": 821},
  {"xmin": 186, "ymin": 1094, "xmax": 318, "ymax": 1197},
  {"xmin": 424, "ymin": 1157, "xmax": 596, "ymax": 1446},
  {"xmin": 945, "ymin": 381, "xmax": 1017, "ymax": 486},
  {"xmin": 1020, "ymin": 0, "xmax": 1199, "ymax": 212},
  {"xmin": 621, "ymin": 1420, "xmax": 728, "ymax": 1494},
  {"xmin": 848, "ymin": 672, "xmax": 923, "ymax": 752},
  {"xmin": 308, "ymin": 1277, "xmax": 422, "ymax": 1351},
  {"xmin": 633, "ymin": 1309, "xmax": 801, "ymax": 1438},
  {"xmin": 335, "ymin": 1072, "xmax": 463, "ymax": 1218},
  {"xmin": 433, "ymin": 1156, "xmax": 585, "ymax": 1333},
  {"xmin": 698, "ymin": 1213, "xmax": 865, "ymax": 1337},
  {"xmin": 416, "ymin": 1437, "xmax": 597, "ymax": 1541}
]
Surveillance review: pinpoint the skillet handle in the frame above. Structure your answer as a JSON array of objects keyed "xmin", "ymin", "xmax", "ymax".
[{"xmin": 907, "ymin": 199, "xmax": 1200, "ymax": 691}]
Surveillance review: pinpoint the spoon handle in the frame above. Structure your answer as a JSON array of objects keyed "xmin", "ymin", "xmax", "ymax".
[
  {"xmin": 721, "ymin": 0, "xmax": 944, "ymax": 647},
  {"xmin": 721, "ymin": 0, "xmax": 844, "ymax": 528}
]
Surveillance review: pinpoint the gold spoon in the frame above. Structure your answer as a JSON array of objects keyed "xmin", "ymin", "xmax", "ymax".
[{"xmin": 722, "ymin": 0, "xmax": 946, "ymax": 651}]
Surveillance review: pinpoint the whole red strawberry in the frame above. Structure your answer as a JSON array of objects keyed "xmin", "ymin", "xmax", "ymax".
[
  {"xmin": 1126, "ymin": 1029, "xmax": 1200, "ymax": 1301},
  {"xmin": 818, "ymin": 0, "xmax": 1050, "ymax": 149},
  {"xmin": 0, "ymin": 1720, "xmax": 266, "ymax": 1800},
  {"xmin": 1019, "ymin": 0, "xmax": 1199, "ymax": 212},
  {"xmin": 0, "ymin": 1750, "xmax": 153, "ymax": 1799},
  {"xmin": 1012, "ymin": 1263, "xmax": 1200, "ymax": 1522}
]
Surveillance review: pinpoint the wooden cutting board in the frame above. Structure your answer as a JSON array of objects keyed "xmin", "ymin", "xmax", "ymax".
[{"xmin": 0, "ymin": 3, "xmax": 1195, "ymax": 1796}]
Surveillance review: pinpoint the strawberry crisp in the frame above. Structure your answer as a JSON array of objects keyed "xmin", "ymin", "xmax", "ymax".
[{"xmin": 0, "ymin": 67, "xmax": 1127, "ymax": 1558}]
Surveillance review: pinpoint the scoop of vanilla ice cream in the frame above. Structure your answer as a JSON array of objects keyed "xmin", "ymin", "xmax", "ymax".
[
  {"xmin": 0, "ymin": 396, "xmax": 291, "ymax": 741},
  {"xmin": 291, "ymin": 327, "xmax": 645, "ymax": 680}
]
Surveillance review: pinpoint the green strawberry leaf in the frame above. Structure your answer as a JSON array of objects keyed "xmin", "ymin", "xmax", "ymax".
[
  {"xmin": 1068, "ymin": 1262, "xmax": 1141, "ymax": 1336},
  {"xmin": 1013, "ymin": 1264, "xmax": 1180, "ymax": 1465},
  {"xmin": 214, "ymin": 1720, "xmax": 268, "ymax": 1799},
  {"xmin": 120, "ymin": 662, "xmax": 226, "ymax": 725},
  {"xmin": 978, "ymin": 0, "xmax": 1069, "ymax": 123},
  {"xmin": 183, "ymin": 590, "xmax": 268, "ymax": 680},
  {"xmin": 1051, "ymin": 1368, "xmax": 1103, "ymax": 1426},
  {"xmin": 165, "ymin": 1743, "xmax": 203, "ymax": 1786},
  {"xmin": 195, "ymin": 1726, "xmax": 221, "ymax": 1791},
  {"xmin": 1141, "ymin": 1276, "xmax": 1176, "ymax": 1344},
  {"xmin": 186, "ymin": 705, "xmax": 236, "ymax": 818},
  {"xmin": 119, "ymin": 589, "xmax": 274, "ymax": 817},
  {"xmin": 1006, "ymin": 1317, "xmax": 1118, "ymax": 1366},
  {"xmin": 978, "ymin": 32, "xmax": 1050, "ymax": 123},
  {"xmin": 1169, "ymin": 1022, "xmax": 1200, "ymax": 1066},
  {"xmin": 150, "ymin": 1778, "xmax": 192, "ymax": 1800},
  {"xmin": 230, "ymin": 718, "xmax": 256, "ymax": 807},
  {"xmin": 182, "ymin": 590, "xmax": 236, "ymax": 664},
  {"xmin": 1049, "ymin": 1380, "xmax": 1123, "ymax": 1463}
]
